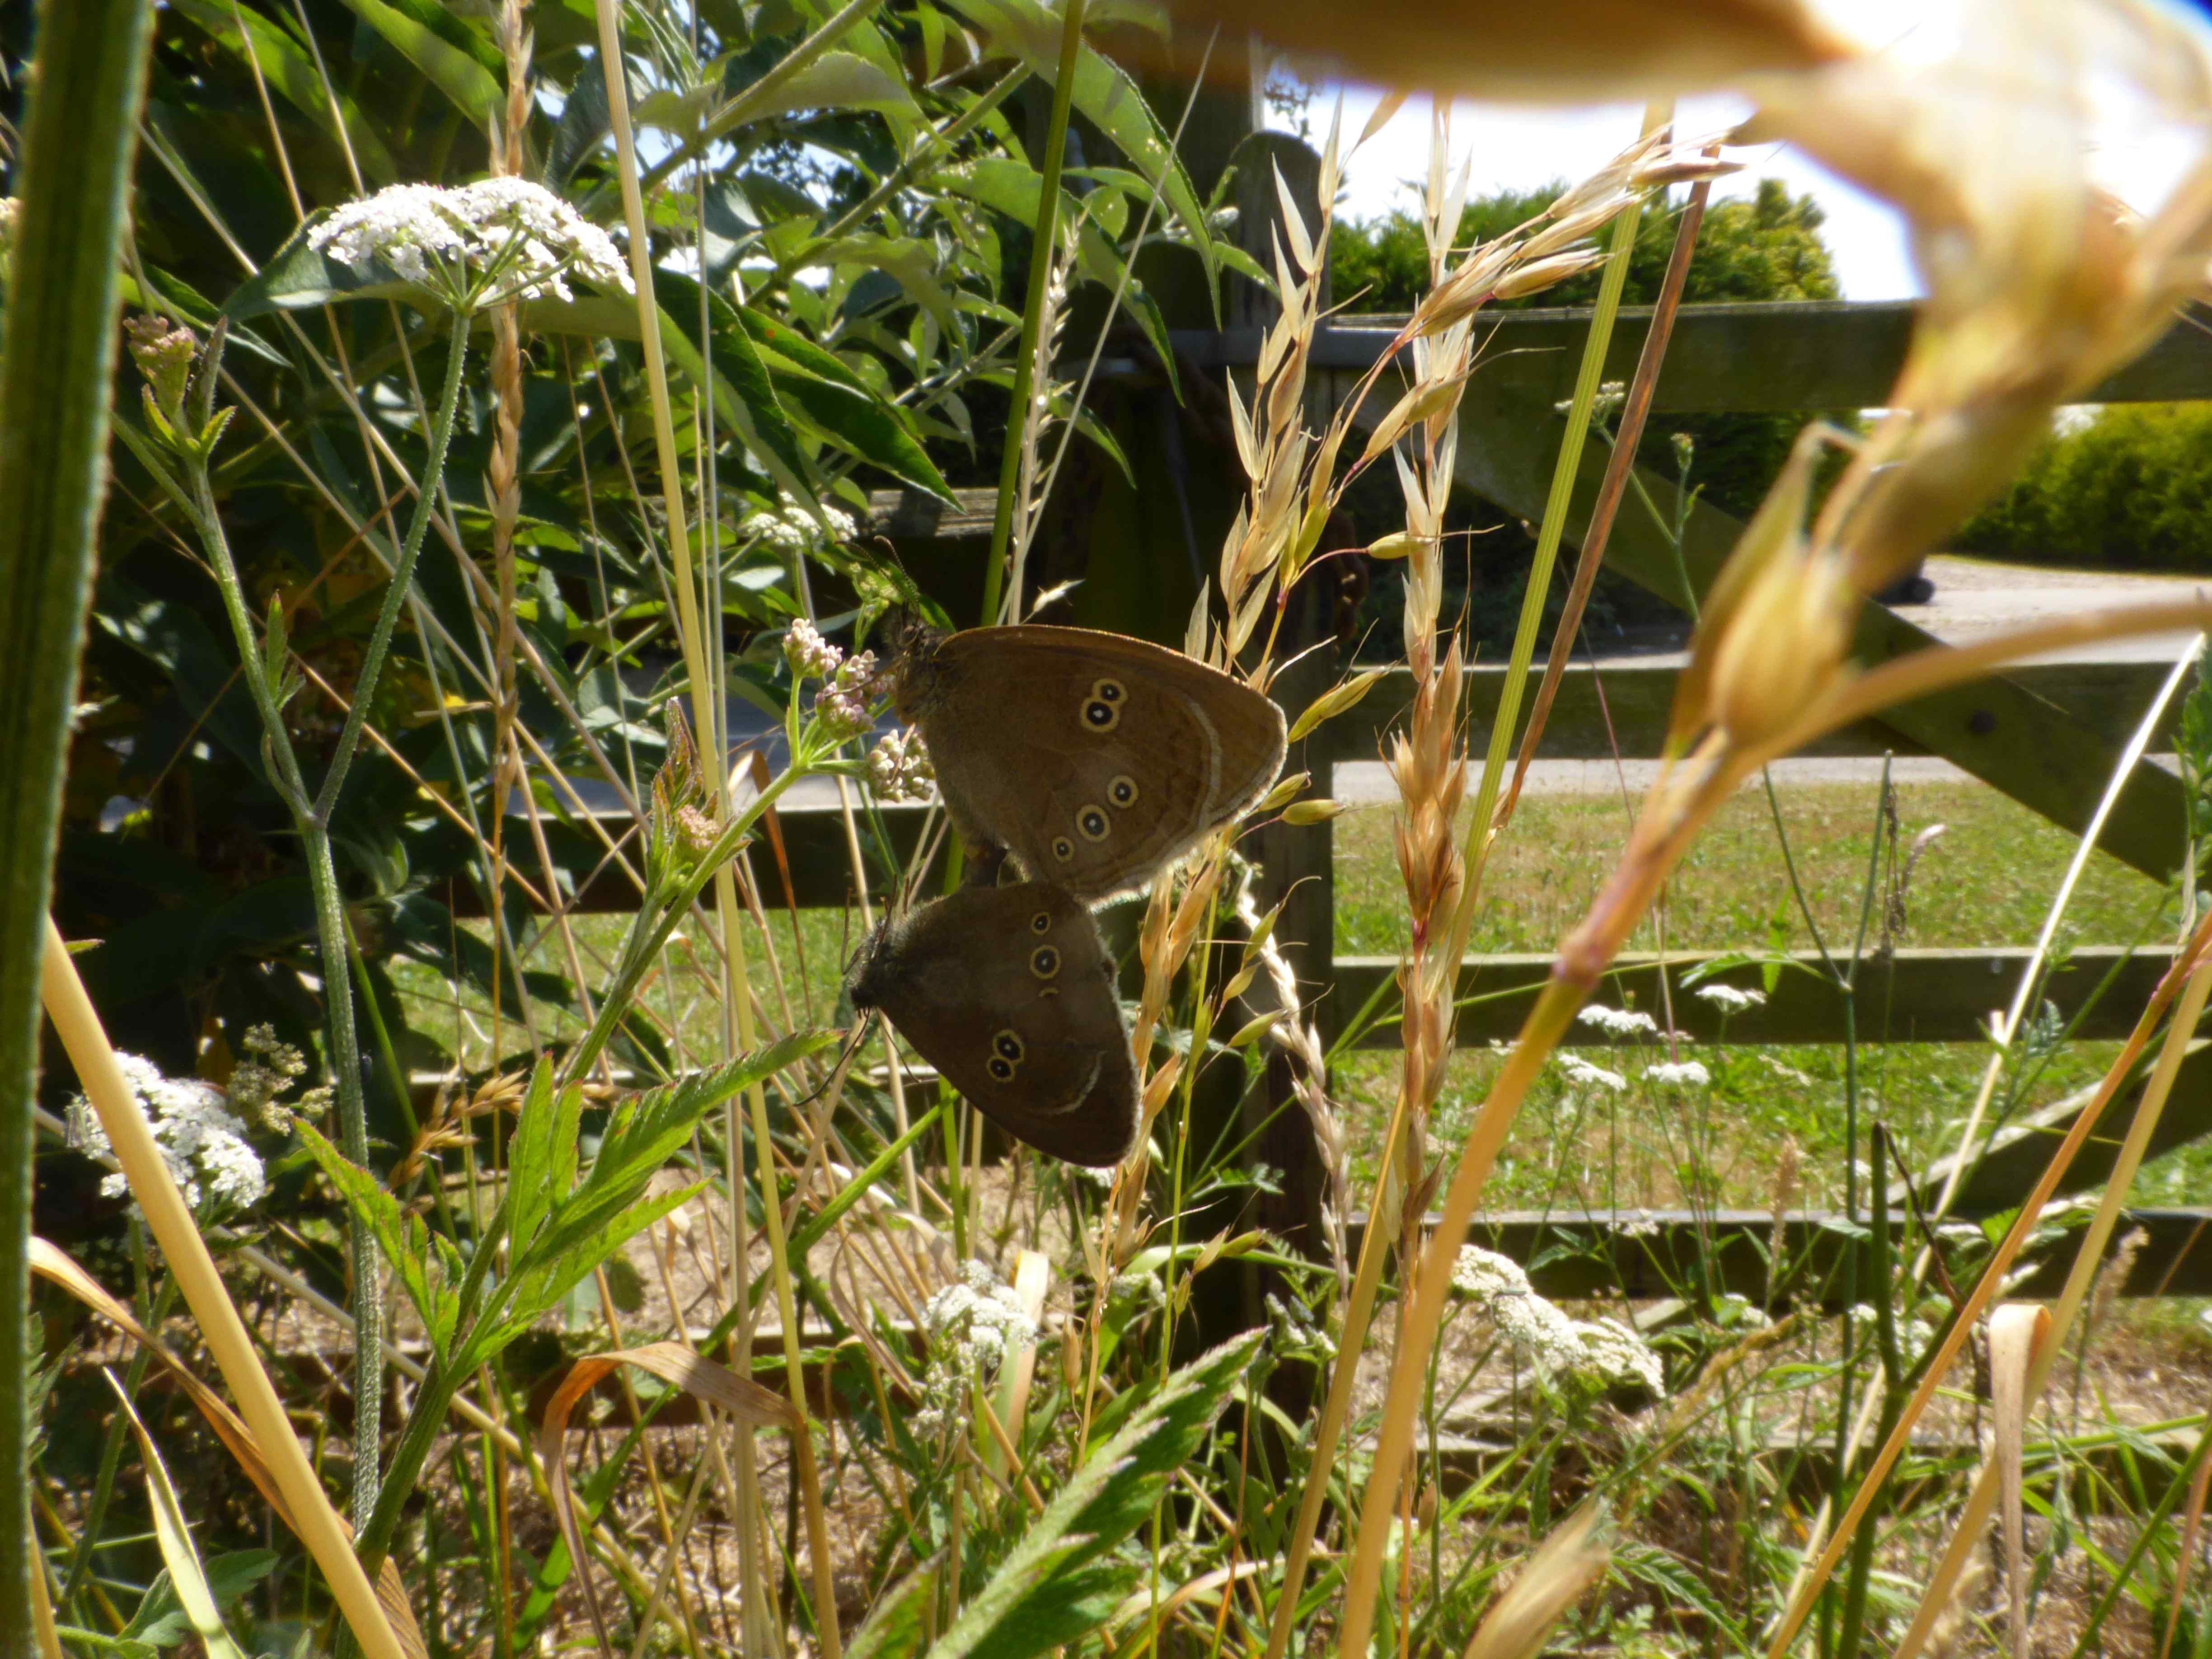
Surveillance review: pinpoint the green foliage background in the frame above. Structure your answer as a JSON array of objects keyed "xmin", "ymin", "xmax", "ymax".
[{"xmin": 1958, "ymin": 401, "xmax": 2212, "ymax": 571}]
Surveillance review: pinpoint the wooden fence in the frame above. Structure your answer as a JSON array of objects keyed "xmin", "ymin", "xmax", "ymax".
[{"xmin": 490, "ymin": 286, "xmax": 2212, "ymax": 1303}]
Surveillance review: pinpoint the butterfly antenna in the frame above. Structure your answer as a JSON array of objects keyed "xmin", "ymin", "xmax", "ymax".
[{"xmin": 784, "ymin": 1015, "xmax": 877, "ymax": 1122}]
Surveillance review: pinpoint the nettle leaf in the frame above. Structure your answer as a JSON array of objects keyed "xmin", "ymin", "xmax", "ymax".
[
  {"xmin": 506, "ymin": 1059, "xmax": 579, "ymax": 1256},
  {"xmin": 296, "ymin": 1122, "xmax": 463, "ymax": 1356},
  {"xmin": 924, "ymin": 1331, "xmax": 1261, "ymax": 1659}
]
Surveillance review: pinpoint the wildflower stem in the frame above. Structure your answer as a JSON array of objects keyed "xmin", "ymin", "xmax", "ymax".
[
  {"xmin": 979, "ymin": 0, "xmax": 1086, "ymax": 627},
  {"xmin": 1336, "ymin": 975, "xmax": 1585, "ymax": 1659},
  {"xmin": 312, "ymin": 310, "xmax": 470, "ymax": 823},
  {"xmin": 126, "ymin": 402, "xmax": 399, "ymax": 1530},
  {"xmin": 41, "ymin": 920, "xmax": 408, "ymax": 1659}
]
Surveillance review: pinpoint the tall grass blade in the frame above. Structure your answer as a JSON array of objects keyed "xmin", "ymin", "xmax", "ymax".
[
  {"xmin": 0, "ymin": 2, "xmax": 158, "ymax": 1647},
  {"xmin": 105, "ymin": 1376, "xmax": 253, "ymax": 1659},
  {"xmin": 40, "ymin": 919, "xmax": 413, "ymax": 1659}
]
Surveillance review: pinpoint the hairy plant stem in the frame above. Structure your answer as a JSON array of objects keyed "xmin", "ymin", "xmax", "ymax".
[
  {"xmin": 1834, "ymin": 1124, "xmax": 1903, "ymax": 1659},
  {"xmin": 978, "ymin": 0, "xmax": 1087, "ymax": 627},
  {"xmin": 118, "ymin": 311, "xmax": 470, "ymax": 1532},
  {"xmin": 314, "ymin": 316, "xmax": 471, "ymax": 823},
  {"xmin": 0, "ymin": 2, "xmax": 157, "ymax": 1645}
]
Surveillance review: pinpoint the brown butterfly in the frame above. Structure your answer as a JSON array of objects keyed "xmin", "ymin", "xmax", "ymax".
[
  {"xmin": 888, "ymin": 621, "xmax": 1286, "ymax": 902},
  {"xmin": 847, "ymin": 880, "xmax": 1138, "ymax": 1167}
]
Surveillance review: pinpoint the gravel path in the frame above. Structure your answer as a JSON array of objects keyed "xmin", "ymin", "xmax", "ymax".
[{"xmin": 1324, "ymin": 554, "xmax": 2204, "ymax": 802}]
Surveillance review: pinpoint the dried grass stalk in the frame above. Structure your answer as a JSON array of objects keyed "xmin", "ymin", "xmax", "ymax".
[
  {"xmin": 38, "ymin": 919, "xmax": 413, "ymax": 1659},
  {"xmin": 1458, "ymin": 1504, "xmax": 1611, "ymax": 1659}
]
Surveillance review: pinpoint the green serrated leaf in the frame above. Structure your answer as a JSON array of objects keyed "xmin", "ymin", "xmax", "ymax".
[
  {"xmin": 295, "ymin": 1122, "xmax": 461, "ymax": 1354},
  {"xmin": 927, "ymin": 1331, "xmax": 1260, "ymax": 1659},
  {"xmin": 847, "ymin": 1550, "xmax": 945, "ymax": 1659}
]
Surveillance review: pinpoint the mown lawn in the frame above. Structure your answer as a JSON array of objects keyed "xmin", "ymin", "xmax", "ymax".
[{"xmin": 1334, "ymin": 771, "xmax": 2186, "ymax": 1211}]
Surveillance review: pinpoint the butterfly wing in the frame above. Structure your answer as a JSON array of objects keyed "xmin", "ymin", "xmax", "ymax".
[
  {"xmin": 914, "ymin": 626, "xmax": 1285, "ymax": 901},
  {"xmin": 846, "ymin": 882, "xmax": 1138, "ymax": 1167}
]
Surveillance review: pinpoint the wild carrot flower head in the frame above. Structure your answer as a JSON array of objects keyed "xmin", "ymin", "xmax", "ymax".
[
  {"xmin": 72, "ymin": 1053, "xmax": 267, "ymax": 1218},
  {"xmin": 310, "ymin": 177, "xmax": 630, "ymax": 312},
  {"xmin": 913, "ymin": 1261, "xmax": 1036, "ymax": 1438},
  {"xmin": 1452, "ymin": 1246, "xmax": 1664, "ymax": 1392}
]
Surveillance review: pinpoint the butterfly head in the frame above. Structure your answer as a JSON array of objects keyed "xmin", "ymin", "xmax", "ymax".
[
  {"xmin": 844, "ymin": 915, "xmax": 905, "ymax": 1013},
  {"xmin": 880, "ymin": 606, "xmax": 953, "ymax": 720}
]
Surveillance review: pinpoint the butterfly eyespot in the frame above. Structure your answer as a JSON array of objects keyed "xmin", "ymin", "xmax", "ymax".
[
  {"xmin": 1082, "ymin": 697, "xmax": 1120, "ymax": 731},
  {"xmin": 1078, "ymin": 806, "xmax": 1111, "ymax": 843},
  {"xmin": 1030, "ymin": 910, "xmax": 1052, "ymax": 934},
  {"xmin": 1109, "ymin": 774, "xmax": 1138, "ymax": 807},
  {"xmin": 1093, "ymin": 678, "xmax": 1125, "ymax": 704},
  {"xmin": 993, "ymin": 1030, "xmax": 1025, "ymax": 1062},
  {"xmin": 1052, "ymin": 836, "xmax": 1075, "ymax": 861},
  {"xmin": 987, "ymin": 1056, "xmax": 1014, "ymax": 1082},
  {"xmin": 1030, "ymin": 945, "xmax": 1061, "ymax": 979}
]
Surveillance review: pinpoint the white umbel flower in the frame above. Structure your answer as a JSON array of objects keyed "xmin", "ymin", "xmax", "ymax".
[
  {"xmin": 1646, "ymin": 1060, "xmax": 1711, "ymax": 1088},
  {"xmin": 74, "ymin": 1053, "xmax": 267, "ymax": 1216},
  {"xmin": 912, "ymin": 1261, "xmax": 1037, "ymax": 1439},
  {"xmin": 1556, "ymin": 1052, "xmax": 1628, "ymax": 1093},
  {"xmin": 1694, "ymin": 984, "xmax": 1766, "ymax": 1012},
  {"xmin": 309, "ymin": 177, "xmax": 630, "ymax": 311},
  {"xmin": 740, "ymin": 497, "xmax": 858, "ymax": 555},
  {"xmin": 1577, "ymin": 1004, "xmax": 1657, "ymax": 1036},
  {"xmin": 1452, "ymin": 1246, "xmax": 1664, "ymax": 1393}
]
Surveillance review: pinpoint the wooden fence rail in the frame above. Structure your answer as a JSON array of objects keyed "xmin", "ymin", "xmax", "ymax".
[{"xmin": 483, "ymin": 297, "xmax": 2212, "ymax": 1297}]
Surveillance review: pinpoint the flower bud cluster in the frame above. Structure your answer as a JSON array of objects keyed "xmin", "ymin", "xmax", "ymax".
[
  {"xmin": 783, "ymin": 618, "xmax": 843, "ymax": 680},
  {"xmin": 814, "ymin": 649, "xmax": 887, "ymax": 742},
  {"xmin": 226, "ymin": 1023, "xmax": 309, "ymax": 1132},
  {"xmin": 126, "ymin": 314, "xmax": 198, "ymax": 427},
  {"xmin": 864, "ymin": 727, "xmax": 933, "ymax": 801}
]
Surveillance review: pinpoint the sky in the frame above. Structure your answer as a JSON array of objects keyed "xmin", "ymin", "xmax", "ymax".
[
  {"xmin": 1290, "ymin": 89, "xmax": 1921, "ymax": 300},
  {"xmin": 1282, "ymin": 0, "xmax": 2212, "ymax": 303}
]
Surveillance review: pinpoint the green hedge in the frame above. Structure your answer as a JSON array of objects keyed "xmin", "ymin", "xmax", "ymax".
[{"xmin": 1956, "ymin": 402, "xmax": 2212, "ymax": 572}]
